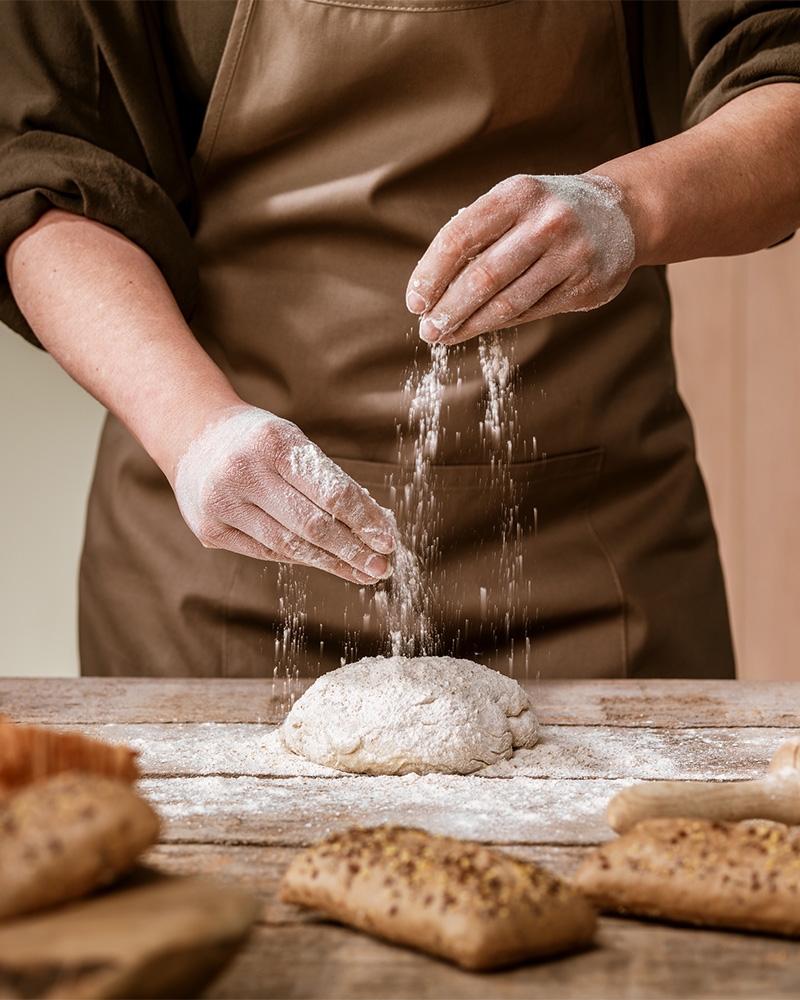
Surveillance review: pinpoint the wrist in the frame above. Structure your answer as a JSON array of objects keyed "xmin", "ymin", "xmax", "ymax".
[
  {"xmin": 136, "ymin": 378, "xmax": 247, "ymax": 488},
  {"xmin": 582, "ymin": 162, "xmax": 662, "ymax": 269},
  {"xmin": 590, "ymin": 84, "xmax": 800, "ymax": 267}
]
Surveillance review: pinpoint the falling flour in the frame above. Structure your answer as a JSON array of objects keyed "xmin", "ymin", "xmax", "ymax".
[
  {"xmin": 273, "ymin": 324, "xmax": 528, "ymax": 673},
  {"xmin": 478, "ymin": 332, "xmax": 530, "ymax": 672},
  {"xmin": 375, "ymin": 342, "xmax": 450, "ymax": 657},
  {"xmin": 280, "ymin": 654, "xmax": 539, "ymax": 775}
]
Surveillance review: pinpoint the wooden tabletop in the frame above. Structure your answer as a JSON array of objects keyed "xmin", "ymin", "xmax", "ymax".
[{"xmin": 2, "ymin": 676, "xmax": 800, "ymax": 999}]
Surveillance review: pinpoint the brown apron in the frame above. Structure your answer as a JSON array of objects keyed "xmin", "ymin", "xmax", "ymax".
[{"xmin": 79, "ymin": 0, "xmax": 735, "ymax": 679}]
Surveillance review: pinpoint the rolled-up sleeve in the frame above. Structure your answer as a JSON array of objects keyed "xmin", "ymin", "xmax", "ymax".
[
  {"xmin": 681, "ymin": 1, "xmax": 800, "ymax": 127},
  {"xmin": 0, "ymin": 0, "xmax": 198, "ymax": 345},
  {"xmin": 642, "ymin": 1, "xmax": 800, "ymax": 142}
]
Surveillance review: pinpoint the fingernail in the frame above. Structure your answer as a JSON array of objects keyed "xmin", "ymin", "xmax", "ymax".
[
  {"xmin": 361, "ymin": 528, "xmax": 395, "ymax": 554},
  {"xmin": 406, "ymin": 290, "xmax": 427, "ymax": 314},
  {"xmin": 373, "ymin": 532, "xmax": 395, "ymax": 554},
  {"xmin": 366, "ymin": 554, "xmax": 391, "ymax": 578},
  {"xmin": 419, "ymin": 317, "xmax": 442, "ymax": 344}
]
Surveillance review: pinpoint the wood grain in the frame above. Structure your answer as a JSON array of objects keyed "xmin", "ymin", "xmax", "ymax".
[
  {"xmin": 0, "ymin": 677, "xmax": 303, "ymax": 725},
  {"xmin": 3, "ymin": 677, "xmax": 800, "ymax": 727},
  {"xmin": 202, "ymin": 917, "xmax": 800, "ymax": 1000}
]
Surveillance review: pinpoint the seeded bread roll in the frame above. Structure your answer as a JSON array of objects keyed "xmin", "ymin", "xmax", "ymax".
[
  {"xmin": 280, "ymin": 825, "xmax": 596, "ymax": 970},
  {"xmin": 0, "ymin": 772, "xmax": 160, "ymax": 920},
  {"xmin": 574, "ymin": 817, "xmax": 800, "ymax": 936}
]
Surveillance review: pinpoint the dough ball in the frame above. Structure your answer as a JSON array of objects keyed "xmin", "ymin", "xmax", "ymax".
[{"xmin": 280, "ymin": 655, "xmax": 538, "ymax": 775}]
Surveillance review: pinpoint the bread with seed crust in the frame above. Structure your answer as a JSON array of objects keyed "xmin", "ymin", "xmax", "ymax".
[
  {"xmin": 280, "ymin": 825, "xmax": 596, "ymax": 970},
  {"xmin": 574, "ymin": 817, "xmax": 800, "ymax": 935},
  {"xmin": 0, "ymin": 772, "xmax": 160, "ymax": 920}
]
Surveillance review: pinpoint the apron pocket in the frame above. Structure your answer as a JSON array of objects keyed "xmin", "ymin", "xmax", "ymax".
[{"xmin": 335, "ymin": 448, "xmax": 627, "ymax": 678}]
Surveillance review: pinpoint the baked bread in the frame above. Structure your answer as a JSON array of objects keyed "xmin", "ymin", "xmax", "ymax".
[
  {"xmin": 574, "ymin": 817, "xmax": 800, "ymax": 936},
  {"xmin": 0, "ymin": 772, "xmax": 160, "ymax": 920},
  {"xmin": 0, "ymin": 716, "xmax": 138, "ymax": 794},
  {"xmin": 280, "ymin": 825, "xmax": 596, "ymax": 970}
]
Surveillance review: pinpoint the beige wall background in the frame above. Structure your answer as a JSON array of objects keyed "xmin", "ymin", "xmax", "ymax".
[
  {"xmin": 1, "ymin": 238, "xmax": 798, "ymax": 678},
  {"xmin": 671, "ymin": 235, "xmax": 800, "ymax": 681},
  {"xmin": 0, "ymin": 327, "xmax": 104, "ymax": 677}
]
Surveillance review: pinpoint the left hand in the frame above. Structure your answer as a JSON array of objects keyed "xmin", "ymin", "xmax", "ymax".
[{"xmin": 406, "ymin": 173, "xmax": 636, "ymax": 345}]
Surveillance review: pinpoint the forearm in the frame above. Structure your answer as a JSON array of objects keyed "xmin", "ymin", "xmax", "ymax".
[
  {"xmin": 597, "ymin": 83, "xmax": 800, "ymax": 267},
  {"xmin": 5, "ymin": 210, "xmax": 395, "ymax": 580},
  {"xmin": 5, "ymin": 210, "xmax": 242, "ymax": 484}
]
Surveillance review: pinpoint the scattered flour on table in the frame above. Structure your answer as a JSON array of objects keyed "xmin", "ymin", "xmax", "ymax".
[
  {"xmin": 140, "ymin": 772, "xmax": 620, "ymax": 845},
  {"xmin": 279, "ymin": 654, "xmax": 538, "ymax": 775}
]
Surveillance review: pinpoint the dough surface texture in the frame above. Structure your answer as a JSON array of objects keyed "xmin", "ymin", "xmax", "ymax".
[{"xmin": 280, "ymin": 655, "xmax": 538, "ymax": 775}]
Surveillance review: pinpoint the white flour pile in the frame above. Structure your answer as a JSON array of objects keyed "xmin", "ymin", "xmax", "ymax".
[{"xmin": 279, "ymin": 654, "xmax": 538, "ymax": 775}]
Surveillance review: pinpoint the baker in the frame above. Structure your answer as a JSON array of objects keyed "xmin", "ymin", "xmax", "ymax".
[{"xmin": 1, "ymin": 1, "xmax": 798, "ymax": 679}]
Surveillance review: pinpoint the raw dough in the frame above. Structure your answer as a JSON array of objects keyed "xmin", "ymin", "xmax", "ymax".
[{"xmin": 280, "ymin": 655, "xmax": 538, "ymax": 775}]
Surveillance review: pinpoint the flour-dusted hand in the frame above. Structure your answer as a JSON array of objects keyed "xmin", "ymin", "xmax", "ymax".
[
  {"xmin": 406, "ymin": 173, "xmax": 636, "ymax": 344},
  {"xmin": 174, "ymin": 406, "xmax": 395, "ymax": 583}
]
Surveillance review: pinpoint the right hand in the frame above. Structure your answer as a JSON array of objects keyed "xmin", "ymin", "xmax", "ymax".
[
  {"xmin": 407, "ymin": 173, "xmax": 636, "ymax": 345},
  {"xmin": 174, "ymin": 405, "xmax": 396, "ymax": 584}
]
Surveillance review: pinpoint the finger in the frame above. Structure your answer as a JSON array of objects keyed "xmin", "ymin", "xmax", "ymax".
[
  {"xmin": 213, "ymin": 511, "xmax": 388, "ymax": 585},
  {"xmin": 247, "ymin": 473, "xmax": 393, "ymax": 579},
  {"xmin": 509, "ymin": 273, "xmax": 603, "ymax": 324},
  {"xmin": 462, "ymin": 268, "xmax": 600, "ymax": 333},
  {"xmin": 417, "ymin": 225, "xmax": 548, "ymax": 343},
  {"xmin": 433, "ymin": 248, "xmax": 572, "ymax": 345},
  {"xmin": 199, "ymin": 523, "xmax": 284, "ymax": 562},
  {"xmin": 407, "ymin": 186, "xmax": 522, "ymax": 315},
  {"xmin": 277, "ymin": 439, "xmax": 396, "ymax": 553}
]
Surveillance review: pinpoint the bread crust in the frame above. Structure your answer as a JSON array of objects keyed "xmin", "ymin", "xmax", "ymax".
[
  {"xmin": 0, "ymin": 772, "xmax": 160, "ymax": 920},
  {"xmin": 0, "ymin": 717, "xmax": 138, "ymax": 794},
  {"xmin": 280, "ymin": 825, "xmax": 596, "ymax": 970},
  {"xmin": 574, "ymin": 817, "xmax": 800, "ymax": 935}
]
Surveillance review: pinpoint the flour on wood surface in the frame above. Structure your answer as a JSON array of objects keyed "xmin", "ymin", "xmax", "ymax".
[
  {"xmin": 140, "ymin": 772, "xmax": 620, "ymax": 846},
  {"xmin": 279, "ymin": 655, "xmax": 538, "ymax": 775}
]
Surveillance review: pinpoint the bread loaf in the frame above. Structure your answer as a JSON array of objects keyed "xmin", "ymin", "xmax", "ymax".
[
  {"xmin": 0, "ymin": 717, "xmax": 138, "ymax": 795},
  {"xmin": 281, "ymin": 825, "xmax": 596, "ymax": 970},
  {"xmin": 0, "ymin": 772, "xmax": 160, "ymax": 920},
  {"xmin": 574, "ymin": 817, "xmax": 800, "ymax": 936}
]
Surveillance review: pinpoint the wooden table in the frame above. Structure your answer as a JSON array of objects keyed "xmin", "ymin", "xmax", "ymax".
[{"xmin": 2, "ymin": 677, "xmax": 800, "ymax": 999}]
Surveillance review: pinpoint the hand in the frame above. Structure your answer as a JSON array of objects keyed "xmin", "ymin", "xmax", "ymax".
[
  {"xmin": 406, "ymin": 173, "xmax": 636, "ymax": 345},
  {"xmin": 174, "ymin": 406, "xmax": 396, "ymax": 584}
]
